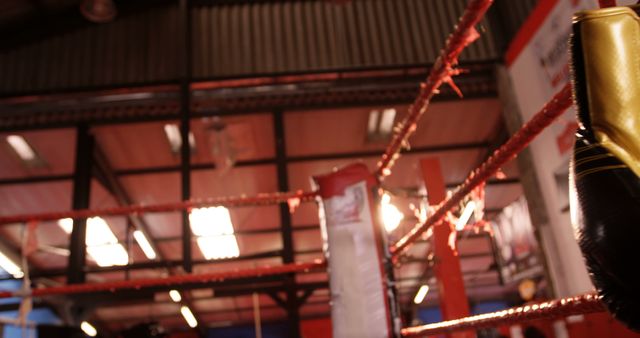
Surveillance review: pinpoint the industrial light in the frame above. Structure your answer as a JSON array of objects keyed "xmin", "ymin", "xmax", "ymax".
[
  {"xmin": 189, "ymin": 207, "xmax": 234, "ymax": 236},
  {"xmin": 57, "ymin": 218, "xmax": 74, "ymax": 234},
  {"xmin": 0, "ymin": 251, "xmax": 23, "ymax": 279},
  {"xmin": 381, "ymin": 193, "xmax": 404, "ymax": 233},
  {"xmin": 190, "ymin": 207, "xmax": 240, "ymax": 260},
  {"xmin": 455, "ymin": 201, "xmax": 476, "ymax": 231},
  {"xmin": 413, "ymin": 285, "xmax": 430, "ymax": 304},
  {"xmin": 133, "ymin": 230, "xmax": 157, "ymax": 260},
  {"xmin": 196, "ymin": 235, "xmax": 240, "ymax": 260},
  {"xmin": 367, "ymin": 108, "xmax": 397, "ymax": 141},
  {"xmin": 367, "ymin": 110, "xmax": 380, "ymax": 134},
  {"xmin": 180, "ymin": 306, "xmax": 198, "ymax": 328},
  {"xmin": 57, "ymin": 217, "xmax": 129, "ymax": 267},
  {"xmin": 379, "ymin": 108, "xmax": 396, "ymax": 135},
  {"xmin": 163, "ymin": 124, "xmax": 195, "ymax": 154},
  {"xmin": 80, "ymin": 321, "xmax": 97, "ymax": 337},
  {"xmin": 80, "ymin": 0, "xmax": 116, "ymax": 23},
  {"xmin": 86, "ymin": 244, "xmax": 129, "ymax": 267},
  {"xmin": 169, "ymin": 290, "xmax": 182, "ymax": 303},
  {"xmin": 6, "ymin": 135, "xmax": 37, "ymax": 162}
]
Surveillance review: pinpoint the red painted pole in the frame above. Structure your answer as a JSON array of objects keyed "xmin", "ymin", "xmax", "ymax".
[{"xmin": 420, "ymin": 158, "xmax": 474, "ymax": 338}]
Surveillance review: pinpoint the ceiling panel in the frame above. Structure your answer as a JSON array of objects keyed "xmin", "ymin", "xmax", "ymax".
[
  {"xmin": 284, "ymin": 99, "xmax": 501, "ymax": 158},
  {"xmin": 0, "ymin": 128, "xmax": 75, "ymax": 179}
]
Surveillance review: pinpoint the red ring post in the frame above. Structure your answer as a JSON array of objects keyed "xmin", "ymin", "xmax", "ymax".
[
  {"xmin": 376, "ymin": 0, "xmax": 494, "ymax": 179},
  {"xmin": 391, "ymin": 84, "xmax": 573, "ymax": 257},
  {"xmin": 401, "ymin": 293, "xmax": 605, "ymax": 337}
]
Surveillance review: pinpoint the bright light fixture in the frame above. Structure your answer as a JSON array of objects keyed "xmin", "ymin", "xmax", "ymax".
[
  {"xmin": 381, "ymin": 193, "xmax": 404, "ymax": 233},
  {"xmin": 189, "ymin": 207, "xmax": 234, "ymax": 237},
  {"xmin": 163, "ymin": 124, "xmax": 195, "ymax": 154},
  {"xmin": 190, "ymin": 207, "xmax": 240, "ymax": 260},
  {"xmin": 413, "ymin": 285, "xmax": 430, "ymax": 304},
  {"xmin": 180, "ymin": 306, "xmax": 198, "ymax": 328},
  {"xmin": 197, "ymin": 235, "xmax": 240, "ymax": 260},
  {"xmin": 0, "ymin": 251, "xmax": 23, "ymax": 279},
  {"xmin": 367, "ymin": 110, "xmax": 380, "ymax": 134},
  {"xmin": 80, "ymin": 321, "xmax": 97, "ymax": 337},
  {"xmin": 169, "ymin": 290, "xmax": 182, "ymax": 303},
  {"xmin": 379, "ymin": 108, "xmax": 396, "ymax": 134},
  {"xmin": 57, "ymin": 218, "xmax": 74, "ymax": 234},
  {"xmin": 455, "ymin": 201, "xmax": 476, "ymax": 231},
  {"xmin": 133, "ymin": 230, "xmax": 157, "ymax": 260},
  {"xmin": 6, "ymin": 135, "xmax": 37, "ymax": 161},
  {"xmin": 57, "ymin": 217, "xmax": 129, "ymax": 267},
  {"xmin": 86, "ymin": 244, "xmax": 129, "ymax": 267}
]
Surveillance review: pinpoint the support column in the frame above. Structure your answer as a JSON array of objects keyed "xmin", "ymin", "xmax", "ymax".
[
  {"xmin": 420, "ymin": 158, "xmax": 474, "ymax": 338},
  {"xmin": 179, "ymin": 0, "xmax": 192, "ymax": 273},
  {"xmin": 273, "ymin": 110, "xmax": 301, "ymax": 338},
  {"xmin": 67, "ymin": 124, "xmax": 94, "ymax": 284},
  {"xmin": 314, "ymin": 163, "xmax": 395, "ymax": 338}
]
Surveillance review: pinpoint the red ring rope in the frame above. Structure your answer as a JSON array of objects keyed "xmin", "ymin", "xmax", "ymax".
[
  {"xmin": 402, "ymin": 292, "xmax": 605, "ymax": 337},
  {"xmin": 0, "ymin": 260, "xmax": 326, "ymax": 298},
  {"xmin": 391, "ymin": 84, "xmax": 573, "ymax": 257},
  {"xmin": 375, "ymin": 0, "xmax": 494, "ymax": 179},
  {"xmin": 0, "ymin": 190, "xmax": 318, "ymax": 225}
]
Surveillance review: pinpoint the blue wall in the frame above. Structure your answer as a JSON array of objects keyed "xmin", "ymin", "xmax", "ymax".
[
  {"xmin": 206, "ymin": 322, "xmax": 289, "ymax": 338},
  {"xmin": 417, "ymin": 300, "xmax": 509, "ymax": 325},
  {"xmin": 0, "ymin": 280, "xmax": 61, "ymax": 338}
]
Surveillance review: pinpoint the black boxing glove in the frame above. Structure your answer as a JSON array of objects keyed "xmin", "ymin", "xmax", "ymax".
[{"xmin": 570, "ymin": 5, "xmax": 640, "ymax": 331}]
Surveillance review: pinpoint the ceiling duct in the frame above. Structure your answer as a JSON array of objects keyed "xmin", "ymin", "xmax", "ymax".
[{"xmin": 80, "ymin": 0, "xmax": 117, "ymax": 23}]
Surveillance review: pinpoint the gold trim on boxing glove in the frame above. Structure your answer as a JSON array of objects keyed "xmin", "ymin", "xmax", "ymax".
[{"xmin": 574, "ymin": 6, "xmax": 640, "ymax": 177}]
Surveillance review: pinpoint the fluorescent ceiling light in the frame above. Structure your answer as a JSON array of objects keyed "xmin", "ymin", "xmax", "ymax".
[
  {"xmin": 133, "ymin": 230, "xmax": 157, "ymax": 260},
  {"xmin": 196, "ymin": 235, "xmax": 240, "ymax": 260},
  {"xmin": 6, "ymin": 135, "xmax": 37, "ymax": 162},
  {"xmin": 381, "ymin": 193, "xmax": 404, "ymax": 233},
  {"xmin": 367, "ymin": 110, "xmax": 380, "ymax": 134},
  {"xmin": 0, "ymin": 251, "xmax": 23, "ymax": 279},
  {"xmin": 379, "ymin": 108, "xmax": 396, "ymax": 135},
  {"xmin": 80, "ymin": 321, "xmax": 97, "ymax": 337},
  {"xmin": 58, "ymin": 217, "xmax": 129, "ymax": 267},
  {"xmin": 189, "ymin": 207, "xmax": 234, "ymax": 237},
  {"xmin": 413, "ymin": 285, "xmax": 430, "ymax": 304},
  {"xmin": 87, "ymin": 244, "xmax": 129, "ymax": 267},
  {"xmin": 58, "ymin": 217, "xmax": 118, "ymax": 245},
  {"xmin": 190, "ymin": 207, "xmax": 239, "ymax": 260},
  {"xmin": 367, "ymin": 108, "xmax": 396, "ymax": 140},
  {"xmin": 57, "ymin": 218, "xmax": 74, "ymax": 234},
  {"xmin": 455, "ymin": 201, "xmax": 476, "ymax": 231},
  {"xmin": 163, "ymin": 124, "xmax": 195, "ymax": 154},
  {"xmin": 180, "ymin": 306, "xmax": 198, "ymax": 328},
  {"xmin": 169, "ymin": 290, "xmax": 182, "ymax": 303}
]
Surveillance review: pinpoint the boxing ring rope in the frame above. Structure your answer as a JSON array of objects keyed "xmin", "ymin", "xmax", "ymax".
[
  {"xmin": 375, "ymin": 0, "xmax": 494, "ymax": 179},
  {"xmin": 0, "ymin": 260, "xmax": 326, "ymax": 298},
  {"xmin": 401, "ymin": 293, "xmax": 605, "ymax": 337},
  {"xmin": 390, "ymin": 84, "xmax": 573, "ymax": 257},
  {"xmin": 0, "ymin": 190, "xmax": 318, "ymax": 225}
]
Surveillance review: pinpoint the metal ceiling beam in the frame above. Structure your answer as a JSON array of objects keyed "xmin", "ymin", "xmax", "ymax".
[
  {"xmin": 67, "ymin": 124, "xmax": 93, "ymax": 284},
  {"xmin": 0, "ymin": 62, "xmax": 498, "ymax": 132},
  {"xmin": 273, "ymin": 109, "xmax": 302, "ymax": 338},
  {"xmin": 16, "ymin": 250, "xmax": 283, "ymax": 280},
  {"xmin": 108, "ymin": 299, "xmax": 330, "ymax": 325}
]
